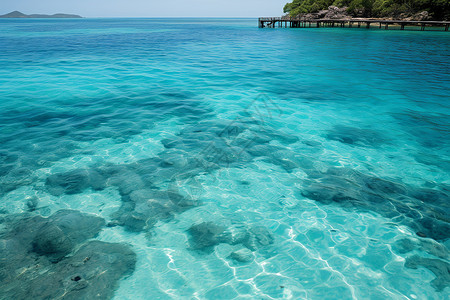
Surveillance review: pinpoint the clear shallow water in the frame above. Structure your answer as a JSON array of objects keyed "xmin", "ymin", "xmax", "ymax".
[{"xmin": 0, "ymin": 18, "xmax": 449, "ymax": 299}]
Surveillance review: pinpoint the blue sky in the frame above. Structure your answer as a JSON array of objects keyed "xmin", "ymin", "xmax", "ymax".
[{"xmin": 2, "ymin": 0, "xmax": 288, "ymax": 17}]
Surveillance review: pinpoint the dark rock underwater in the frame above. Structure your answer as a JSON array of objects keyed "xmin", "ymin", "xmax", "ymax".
[
  {"xmin": 0, "ymin": 210, "xmax": 136, "ymax": 299},
  {"xmin": 1, "ymin": 106, "xmax": 450, "ymax": 295}
]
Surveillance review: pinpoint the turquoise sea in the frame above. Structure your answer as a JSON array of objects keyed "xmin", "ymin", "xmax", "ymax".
[{"xmin": 0, "ymin": 18, "xmax": 449, "ymax": 299}]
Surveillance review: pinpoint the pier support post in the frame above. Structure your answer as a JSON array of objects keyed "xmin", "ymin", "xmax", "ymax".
[{"xmin": 257, "ymin": 17, "xmax": 450, "ymax": 32}]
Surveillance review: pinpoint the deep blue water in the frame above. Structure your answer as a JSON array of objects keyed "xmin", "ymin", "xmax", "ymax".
[{"xmin": 0, "ymin": 18, "xmax": 449, "ymax": 299}]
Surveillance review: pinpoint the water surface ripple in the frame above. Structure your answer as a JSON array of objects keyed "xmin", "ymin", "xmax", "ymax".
[{"xmin": 0, "ymin": 18, "xmax": 449, "ymax": 299}]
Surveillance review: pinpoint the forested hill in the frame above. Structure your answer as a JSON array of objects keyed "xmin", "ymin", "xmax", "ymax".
[
  {"xmin": 0, "ymin": 11, "xmax": 82, "ymax": 18},
  {"xmin": 283, "ymin": 0, "xmax": 450, "ymax": 20}
]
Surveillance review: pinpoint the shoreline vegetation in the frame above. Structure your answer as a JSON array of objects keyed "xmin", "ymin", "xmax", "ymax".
[
  {"xmin": 283, "ymin": 0, "xmax": 450, "ymax": 21},
  {"xmin": 0, "ymin": 11, "xmax": 82, "ymax": 18}
]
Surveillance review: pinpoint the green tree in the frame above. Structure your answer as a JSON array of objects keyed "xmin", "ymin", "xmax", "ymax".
[{"xmin": 283, "ymin": 0, "xmax": 450, "ymax": 19}]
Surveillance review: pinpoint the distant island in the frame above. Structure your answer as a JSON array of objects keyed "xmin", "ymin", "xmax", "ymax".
[{"xmin": 0, "ymin": 11, "xmax": 82, "ymax": 18}]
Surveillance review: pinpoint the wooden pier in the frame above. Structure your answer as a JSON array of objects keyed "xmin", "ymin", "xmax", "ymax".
[{"xmin": 258, "ymin": 17, "xmax": 450, "ymax": 31}]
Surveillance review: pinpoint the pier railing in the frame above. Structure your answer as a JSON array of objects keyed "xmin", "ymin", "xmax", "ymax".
[{"xmin": 258, "ymin": 17, "xmax": 450, "ymax": 31}]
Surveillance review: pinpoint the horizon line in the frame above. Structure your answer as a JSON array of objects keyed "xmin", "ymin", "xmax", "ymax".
[
  {"xmin": 0, "ymin": 16, "xmax": 268, "ymax": 19},
  {"xmin": 0, "ymin": 11, "xmax": 283, "ymax": 18}
]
